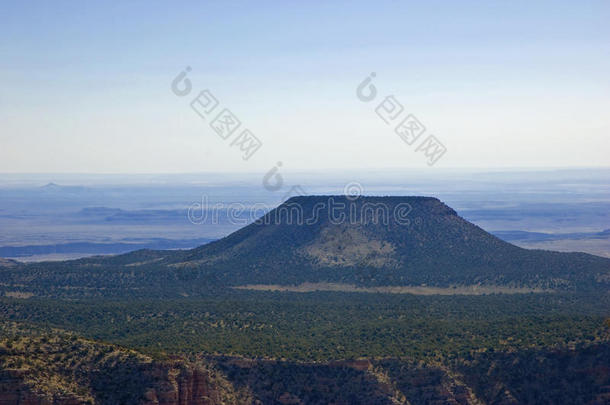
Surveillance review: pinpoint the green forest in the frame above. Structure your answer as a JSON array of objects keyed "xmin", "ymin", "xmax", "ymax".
[{"xmin": 1, "ymin": 290, "xmax": 607, "ymax": 362}]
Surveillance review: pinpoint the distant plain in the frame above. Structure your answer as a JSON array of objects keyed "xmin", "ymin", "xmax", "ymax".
[{"xmin": 1, "ymin": 168, "xmax": 609, "ymax": 261}]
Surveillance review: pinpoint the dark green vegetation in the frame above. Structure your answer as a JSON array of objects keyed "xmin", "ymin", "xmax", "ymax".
[
  {"xmin": 0, "ymin": 292, "xmax": 609, "ymax": 404},
  {"xmin": 178, "ymin": 196, "xmax": 610, "ymax": 290},
  {"xmin": 0, "ymin": 291, "xmax": 608, "ymax": 361},
  {"xmin": 452, "ymin": 343, "xmax": 610, "ymax": 405},
  {"xmin": 1, "ymin": 197, "xmax": 609, "ymax": 298}
]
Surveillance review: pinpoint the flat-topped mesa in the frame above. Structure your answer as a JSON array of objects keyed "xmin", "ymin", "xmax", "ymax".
[
  {"xmin": 176, "ymin": 195, "xmax": 609, "ymax": 291},
  {"xmin": 3, "ymin": 195, "xmax": 609, "ymax": 297},
  {"xmin": 254, "ymin": 195, "xmax": 457, "ymax": 228},
  {"xmin": 284, "ymin": 195, "xmax": 457, "ymax": 217}
]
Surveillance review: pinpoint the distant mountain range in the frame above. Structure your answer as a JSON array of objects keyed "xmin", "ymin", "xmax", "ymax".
[
  {"xmin": 0, "ymin": 238, "xmax": 214, "ymax": 259},
  {"xmin": 1, "ymin": 196, "xmax": 609, "ymax": 298},
  {"xmin": 492, "ymin": 229, "xmax": 610, "ymax": 242}
]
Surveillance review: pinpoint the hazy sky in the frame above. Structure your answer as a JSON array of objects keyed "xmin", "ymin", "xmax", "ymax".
[{"xmin": 1, "ymin": 1, "xmax": 609, "ymax": 173}]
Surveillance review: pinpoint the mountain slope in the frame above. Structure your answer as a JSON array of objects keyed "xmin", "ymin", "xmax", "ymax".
[
  {"xmin": 169, "ymin": 196, "xmax": 610, "ymax": 290},
  {"xmin": 1, "ymin": 196, "xmax": 608, "ymax": 297}
]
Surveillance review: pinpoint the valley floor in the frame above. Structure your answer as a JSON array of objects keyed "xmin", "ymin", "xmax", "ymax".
[{"xmin": 234, "ymin": 282, "xmax": 550, "ymax": 295}]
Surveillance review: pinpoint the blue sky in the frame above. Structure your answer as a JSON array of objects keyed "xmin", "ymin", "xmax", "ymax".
[{"xmin": 1, "ymin": 1, "xmax": 609, "ymax": 173}]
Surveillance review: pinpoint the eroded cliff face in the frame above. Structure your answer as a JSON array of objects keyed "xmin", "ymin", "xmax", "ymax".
[
  {"xmin": 0, "ymin": 362, "xmax": 241, "ymax": 405},
  {"xmin": 5, "ymin": 351, "xmax": 610, "ymax": 405},
  {"xmin": 0, "ymin": 350, "xmax": 479, "ymax": 405},
  {"xmin": 210, "ymin": 356, "xmax": 483, "ymax": 405},
  {"xmin": 141, "ymin": 363, "xmax": 242, "ymax": 405},
  {"xmin": 2, "ymin": 325, "xmax": 609, "ymax": 405},
  {"xmin": 0, "ymin": 328, "xmax": 241, "ymax": 405}
]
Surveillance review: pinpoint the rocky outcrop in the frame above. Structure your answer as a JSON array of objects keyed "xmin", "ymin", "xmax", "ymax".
[
  {"xmin": 3, "ymin": 323, "xmax": 609, "ymax": 405},
  {"xmin": 142, "ymin": 363, "xmax": 238, "ymax": 405},
  {"xmin": 0, "ymin": 328, "xmax": 240, "ymax": 405},
  {"xmin": 0, "ymin": 370, "xmax": 84, "ymax": 405},
  {"xmin": 0, "ymin": 363, "xmax": 239, "ymax": 405}
]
